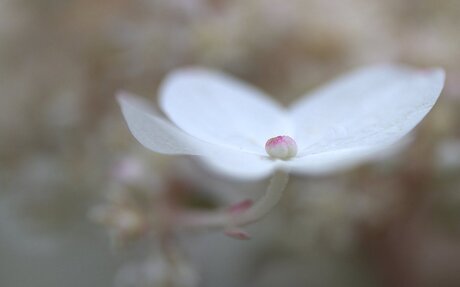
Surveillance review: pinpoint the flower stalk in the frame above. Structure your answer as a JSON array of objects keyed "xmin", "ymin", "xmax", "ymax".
[{"xmin": 175, "ymin": 170, "xmax": 289, "ymax": 237}]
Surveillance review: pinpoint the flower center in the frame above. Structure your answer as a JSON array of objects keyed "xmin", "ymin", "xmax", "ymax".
[{"xmin": 265, "ymin": 136, "xmax": 298, "ymax": 160}]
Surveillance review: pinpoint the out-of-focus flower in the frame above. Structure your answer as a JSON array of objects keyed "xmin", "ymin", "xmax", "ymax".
[
  {"xmin": 114, "ymin": 256, "xmax": 199, "ymax": 287},
  {"xmin": 90, "ymin": 189, "xmax": 150, "ymax": 246},
  {"xmin": 111, "ymin": 156, "xmax": 147, "ymax": 185},
  {"xmin": 118, "ymin": 65, "xmax": 444, "ymax": 179}
]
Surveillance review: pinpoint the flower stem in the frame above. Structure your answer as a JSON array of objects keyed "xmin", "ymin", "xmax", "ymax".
[{"xmin": 175, "ymin": 170, "xmax": 290, "ymax": 231}]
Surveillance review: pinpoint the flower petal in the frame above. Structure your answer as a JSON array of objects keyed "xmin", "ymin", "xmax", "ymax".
[
  {"xmin": 117, "ymin": 92, "xmax": 275, "ymax": 179},
  {"xmin": 159, "ymin": 68, "xmax": 291, "ymax": 155},
  {"xmin": 118, "ymin": 91, "xmax": 208, "ymax": 155},
  {"xmin": 290, "ymin": 65, "xmax": 445, "ymax": 156},
  {"xmin": 284, "ymin": 145, "xmax": 396, "ymax": 175},
  {"xmin": 198, "ymin": 150, "xmax": 277, "ymax": 180}
]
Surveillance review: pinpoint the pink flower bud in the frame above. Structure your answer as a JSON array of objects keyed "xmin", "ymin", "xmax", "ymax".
[
  {"xmin": 224, "ymin": 228, "xmax": 251, "ymax": 240},
  {"xmin": 265, "ymin": 136, "xmax": 298, "ymax": 160},
  {"xmin": 227, "ymin": 199, "xmax": 254, "ymax": 215}
]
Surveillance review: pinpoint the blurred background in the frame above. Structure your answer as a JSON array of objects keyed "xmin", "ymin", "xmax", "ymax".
[{"xmin": 1, "ymin": 0, "xmax": 460, "ymax": 286}]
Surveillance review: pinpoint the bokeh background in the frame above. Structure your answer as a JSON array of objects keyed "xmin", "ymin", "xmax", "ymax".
[{"xmin": 1, "ymin": 0, "xmax": 460, "ymax": 286}]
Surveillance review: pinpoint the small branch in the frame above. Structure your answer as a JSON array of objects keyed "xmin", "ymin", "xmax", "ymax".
[{"xmin": 174, "ymin": 170, "xmax": 290, "ymax": 233}]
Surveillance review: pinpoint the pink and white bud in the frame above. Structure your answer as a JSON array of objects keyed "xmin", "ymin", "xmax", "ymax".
[
  {"xmin": 224, "ymin": 228, "xmax": 251, "ymax": 240},
  {"xmin": 265, "ymin": 136, "xmax": 298, "ymax": 160},
  {"xmin": 227, "ymin": 199, "xmax": 254, "ymax": 215}
]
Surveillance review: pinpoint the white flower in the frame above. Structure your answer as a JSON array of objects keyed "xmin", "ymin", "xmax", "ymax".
[{"xmin": 117, "ymin": 64, "xmax": 445, "ymax": 180}]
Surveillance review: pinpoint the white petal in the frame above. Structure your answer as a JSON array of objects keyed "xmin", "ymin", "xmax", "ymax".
[
  {"xmin": 159, "ymin": 68, "xmax": 291, "ymax": 155},
  {"xmin": 199, "ymin": 150, "xmax": 277, "ymax": 180},
  {"xmin": 117, "ymin": 92, "xmax": 276, "ymax": 179},
  {"xmin": 290, "ymin": 65, "xmax": 445, "ymax": 156},
  {"xmin": 117, "ymin": 91, "xmax": 207, "ymax": 155},
  {"xmin": 284, "ymin": 145, "xmax": 396, "ymax": 175}
]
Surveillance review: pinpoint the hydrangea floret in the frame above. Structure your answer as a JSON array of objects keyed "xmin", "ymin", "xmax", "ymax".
[{"xmin": 118, "ymin": 64, "xmax": 444, "ymax": 239}]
